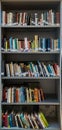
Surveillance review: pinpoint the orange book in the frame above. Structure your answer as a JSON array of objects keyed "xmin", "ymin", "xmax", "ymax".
[{"xmin": 34, "ymin": 88, "xmax": 39, "ymax": 102}]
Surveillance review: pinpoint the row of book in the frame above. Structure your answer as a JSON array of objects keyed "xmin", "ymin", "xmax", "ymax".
[
  {"xmin": 2, "ymin": 10, "xmax": 60, "ymax": 26},
  {"xmin": 2, "ymin": 111, "xmax": 49, "ymax": 129},
  {"xmin": 2, "ymin": 86, "xmax": 44, "ymax": 103},
  {"xmin": 5, "ymin": 61, "xmax": 60, "ymax": 77},
  {"xmin": 2, "ymin": 36, "xmax": 60, "ymax": 52}
]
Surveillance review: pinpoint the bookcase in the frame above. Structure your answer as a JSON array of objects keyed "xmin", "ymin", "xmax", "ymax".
[{"xmin": 0, "ymin": 0, "xmax": 62, "ymax": 130}]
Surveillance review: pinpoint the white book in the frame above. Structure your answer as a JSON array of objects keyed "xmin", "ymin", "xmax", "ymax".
[
  {"xmin": 9, "ymin": 62, "xmax": 14, "ymax": 77},
  {"xmin": 2, "ymin": 11, "xmax": 6, "ymax": 25},
  {"xmin": 6, "ymin": 63, "xmax": 10, "ymax": 77}
]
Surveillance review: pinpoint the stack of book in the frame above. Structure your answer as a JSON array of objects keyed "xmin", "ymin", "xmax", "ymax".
[
  {"xmin": 2, "ymin": 10, "xmax": 60, "ymax": 26},
  {"xmin": 5, "ymin": 61, "xmax": 60, "ymax": 77},
  {"xmin": 2, "ymin": 111, "xmax": 49, "ymax": 129},
  {"xmin": 2, "ymin": 86, "xmax": 44, "ymax": 103},
  {"xmin": 2, "ymin": 36, "xmax": 60, "ymax": 52}
]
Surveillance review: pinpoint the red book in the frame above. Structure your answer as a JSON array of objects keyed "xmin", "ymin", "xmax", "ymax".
[
  {"xmin": 2, "ymin": 114, "xmax": 5, "ymax": 127},
  {"xmin": 53, "ymin": 63, "xmax": 60, "ymax": 76},
  {"xmin": 3, "ymin": 88, "xmax": 7, "ymax": 102},
  {"xmin": 5, "ymin": 112, "xmax": 8, "ymax": 127}
]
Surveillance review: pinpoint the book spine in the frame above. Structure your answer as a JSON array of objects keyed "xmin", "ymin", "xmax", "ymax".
[
  {"xmin": 6, "ymin": 64, "xmax": 10, "ymax": 77},
  {"xmin": 35, "ymin": 35, "xmax": 38, "ymax": 51}
]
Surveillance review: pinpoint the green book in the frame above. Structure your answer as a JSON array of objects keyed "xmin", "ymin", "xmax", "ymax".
[
  {"xmin": 8, "ymin": 115, "xmax": 10, "ymax": 128},
  {"xmin": 40, "ymin": 112, "xmax": 49, "ymax": 127}
]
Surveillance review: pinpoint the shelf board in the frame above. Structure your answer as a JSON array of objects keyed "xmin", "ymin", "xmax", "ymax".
[
  {"xmin": 1, "ymin": 122, "xmax": 60, "ymax": 130},
  {"xmin": 1, "ymin": 51, "xmax": 60, "ymax": 55},
  {"xmin": 1, "ymin": 24, "xmax": 60, "ymax": 28},
  {"xmin": 1, "ymin": 76, "xmax": 60, "ymax": 80},
  {"xmin": 1, "ymin": 0, "xmax": 60, "ymax": 2},
  {"xmin": 1, "ymin": 100, "xmax": 60, "ymax": 105}
]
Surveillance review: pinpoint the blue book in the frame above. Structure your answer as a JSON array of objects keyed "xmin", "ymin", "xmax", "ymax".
[
  {"xmin": 47, "ymin": 64, "xmax": 55, "ymax": 77},
  {"xmin": 42, "ymin": 38, "xmax": 46, "ymax": 52},
  {"xmin": 9, "ymin": 114, "xmax": 13, "ymax": 127},
  {"xmin": 9, "ymin": 37, "xmax": 13, "ymax": 50},
  {"xmin": 20, "ymin": 113, "xmax": 30, "ymax": 128},
  {"xmin": 39, "ymin": 38, "xmax": 46, "ymax": 52},
  {"xmin": 58, "ymin": 38, "xmax": 60, "ymax": 49},
  {"xmin": 20, "ymin": 87, "xmax": 25, "ymax": 103},
  {"xmin": 46, "ymin": 38, "xmax": 51, "ymax": 51}
]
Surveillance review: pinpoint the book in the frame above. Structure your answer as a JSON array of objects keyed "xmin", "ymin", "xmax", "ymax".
[
  {"xmin": 40, "ymin": 88, "xmax": 45, "ymax": 101},
  {"xmin": 20, "ymin": 87, "xmax": 25, "ymax": 103},
  {"xmin": 34, "ymin": 113, "xmax": 44, "ymax": 129},
  {"xmin": 2, "ymin": 87, "xmax": 7, "ymax": 102},
  {"xmin": 39, "ymin": 112, "xmax": 49, "ymax": 127},
  {"xmin": 38, "ymin": 113, "xmax": 46, "ymax": 128},
  {"xmin": 16, "ymin": 88, "xmax": 19, "ymax": 102},
  {"xmin": 20, "ymin": 113, "xmax": 29, "ymax": 128},
  {"xmin": 9, "ymin": 62, "xmax": 14, "ymax": 77},
  {"xmin": 26, "ymin": 88, "xmax": 30, "ymax": 103},
  {"xmin": 9, "ymin": 37, "xmax": 13, "ymax": 50},
  {"xmin": 31, "ymin": 114, "xmax": 39, "ymax": 128},
  {"xmin": 34, "ymin": 35, "xmax": 38, "ymax": 51},
  {"xmin": 47, "ymin": 64, "xmax": 55, "ymax": 77},
  {"xmin": 5, "ymin": 112, "xmax": 8, "ymax": 127},
  {"xmin": 15, "ymin": 115, "xmax": 18, "ymax": 127},
  {"xmin": 53, "ymin": 63, "xmax": 60, "ymax": 76},
  {"xmin": 28, "ymin": 114, "xmax": 35, "ymax": 128},
  {"xmin": 34, "ymin": 88, "xmax": 39, "ymax": 102},
  {"xmin": 17, "ymin": 114, "xmax": 23, "ymax": 128},
  {"xmin": 46, "ymin": 38, "xmax": 51, "ymax": 51}
]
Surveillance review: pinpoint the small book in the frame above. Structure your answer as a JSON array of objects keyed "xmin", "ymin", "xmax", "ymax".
[
  {"xmin": 15, "ymin": 115, "xmax": 18, "ymax": 127},
  {"xmin": 20, "ymin": 113, "xmax": 29, "ymax": 128},
  {"xmin": 31, "ymin": 114, "xmax": 39, "ymax": 129},
  {"xmin": 39, "ymin": 112, "xmax": 49, "ymax": 127},
  {"xmin": 9, "ymin": 62, "xmax": 14, "ymax": 77},
  {"xmin": 34, "ymin": 35, "xmax": 38, "ymax": 51},
  {"xmin": 9, "ymin": 37, "xmax": 13, "ymax": 50},
  {"xmin": 6, "ymin": 63, "xmax": 10, "ymax": 77},
  {"xmin": 16, "ymin": 88, "xmax": 19, "ymax": 102},
  {"xmin": 20, "ymin": 87, "xmax": 25, "ymax": 103},
  {"xmin": 2, "ymin": 11, "xmax": 7, "ymax": 25},
  {"xmin": 34, "ymin": 88, "xmax": 39, "ymax": 102},
  {"xmin": 28, "ymin": 114, "xmax": 35, "ymax": 128},
  {"xmin": 37, "ymin": 61, "xmax": 44, "ymax": 76},
  {"xmin": 5, "ymin": 112, "xmax": 8, "ymax": 127},
  {"xmin": 17, "ymin": 114, "xmax": 23, "ymax": 128},
  {"xmin": 53, "ymin": 63, "xmax": 60, "ymax": 76},
  {"xmin": 26, "ymin": 88, "xmax": 30, "ymax": 103},
  {"xmin": 34, "ymin": 113, "xmax": 44, "ymax": 129},
  {"xmin": 38, "ymin": 113, "xmax": 46, "ymax": 128},
  {"xmin": 3, "ymin": 87, "xmax": 7, "ymax": 102},
  {"xmin": 40, "ymin": 88, "xmax": 45, "ymax": 101}
]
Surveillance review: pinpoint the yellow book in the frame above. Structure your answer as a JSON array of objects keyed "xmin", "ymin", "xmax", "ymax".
[
  {"xmin": 40, "ymin": 112, "xmax": 49, "ymax": 127},
  {"xmin": 35, "ymin": 35, "xmax": 38, "ymax": 51}
]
